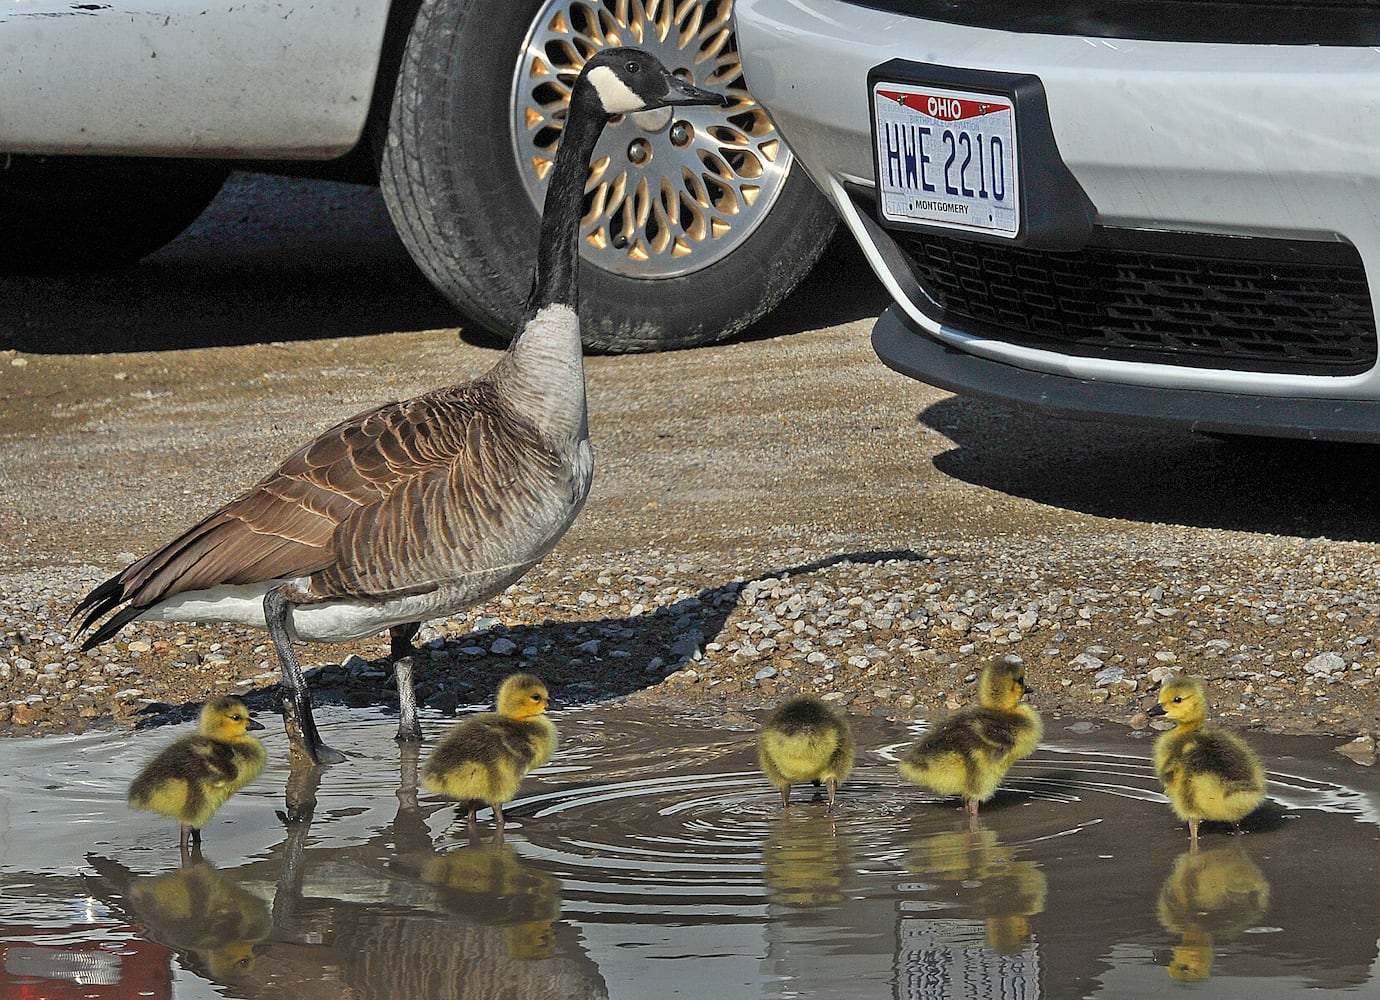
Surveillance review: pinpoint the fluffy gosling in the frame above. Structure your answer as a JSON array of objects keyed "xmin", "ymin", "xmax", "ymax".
[
  {"xmin": 128, "ymin": 695, "xmax": 267, "ymax": 856},
  {"xmin": 758, "ymin": 696, "xmax": 855, "ymax": 812},
  {"xmin": 898, "ymin": 656, "xmax": 1041, "ymax": 822},
  {"xmin": 1149, "ymin": 676, "xmax": 1265, "ymax": 851},
  {"xmin": 422, "ymin": 673, "xmax": 557, "ymax": 836}
]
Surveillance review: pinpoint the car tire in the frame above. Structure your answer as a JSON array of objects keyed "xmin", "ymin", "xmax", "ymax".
[
  {"xmin": 0, "ymin": 155, "xmax": 228, "ymax": 273},
  {"xmin": 378, "ymin": 0, "xmax": 838, "ymax": 353}
]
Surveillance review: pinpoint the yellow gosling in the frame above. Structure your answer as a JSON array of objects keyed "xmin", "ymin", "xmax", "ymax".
[
  {"xmin": 422, "ymin": 673, "xmax": 557, "ymax": 836},
  {"xmin": 898, "ymin": 656, "xmax": 1041, "ymax": 822},
  {"xmin": 1149, "ymin": 676, "xmax": 1265, "ymax": 851},
  {"xmin": 758, "ymin": 696, "xmax": 855, "ymax": 811},
  {"xmin": 128, "ymin": 696, "xmax": 267, "ymax": 856}
]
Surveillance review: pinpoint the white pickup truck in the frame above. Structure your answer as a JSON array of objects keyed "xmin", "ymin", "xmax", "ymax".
[{"xmin": 0, "ymin": 0, "xmax": 836, "ymax": 351}]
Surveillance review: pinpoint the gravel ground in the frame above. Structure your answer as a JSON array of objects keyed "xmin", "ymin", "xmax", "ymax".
[{"xmin": 3, "ymin": 175, "xmax": 1378, "ymax": 764}]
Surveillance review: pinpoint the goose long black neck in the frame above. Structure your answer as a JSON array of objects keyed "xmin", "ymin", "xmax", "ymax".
[{"xmin": 523, "ymin": 82, "xmax": 609, "ymax": 322}]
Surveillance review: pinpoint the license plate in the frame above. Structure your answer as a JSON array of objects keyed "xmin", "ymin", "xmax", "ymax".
[{"xmin": 873, "ymin": 80, "xmax": 1020, "ymax": 238}]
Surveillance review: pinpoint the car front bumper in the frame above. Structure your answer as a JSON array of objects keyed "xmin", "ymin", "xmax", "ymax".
[{"xmin": 734, "ymin": 0, "xmax": 1380, "ymax": 437}]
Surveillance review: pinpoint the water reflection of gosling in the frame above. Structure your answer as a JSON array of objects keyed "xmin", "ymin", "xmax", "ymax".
[
  {"xmin": 898, "ymin": 657, "xmax": 1041, "ymax": 824},
  {"xmin": 1149, "ymin": 676, "xmax": 1265, "ymax": 851},
  {"xmin": 422, "ymin": 673, "xmax": 557, "ymax": 838},
  {"xmin": 907, "ymin": 827, "xmax": 1047, "ymax": 954},
  {"xmin": 87, "ymin": 855, "xmax": 271, "ymax": 980},
  {"xmin": 128, "ymin": 695, "xmax": 267, "ymax": 857},
  {"xmin": 1157, "ymin": 848, "xmax": 1271, "ymax": 982},
  {"xmin": 758, "ymin": 696, "xmax": 855, "ymax": 811},
  {"xmin": 422, "ymin": 840, "xmax": 563, "ymax": 960},
  {"xmin": 761, "ymin": 812, "xmax": 854, "ymax": 909}
]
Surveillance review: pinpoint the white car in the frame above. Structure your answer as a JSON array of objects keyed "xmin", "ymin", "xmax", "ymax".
[
  {"xmin": 0, "ymin": 0, "xmax": 837, "ymax": 352},
  {"xmin": 733, "ymin": 0, "xmax": 1380, "ymax": 440}
]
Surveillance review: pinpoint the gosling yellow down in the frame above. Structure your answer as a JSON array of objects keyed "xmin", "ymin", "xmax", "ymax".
[
  {"xmin": 1149, "ymin": 676, "xmax": 1265, "ymax": 850},
  {"xmin": 898, "ymin": 657, "xmax": 1041, "ymax": 821},
  {"xmin": 128, "ymin": 695, "xmax": 267, "ymax": 856},
  {"xmin": 422, "ymin": 673, "xmax": 557, "ymax": 835},
  {"xmin": 758, "ymin": 696, "xmax": 855, "ymax": 811}
]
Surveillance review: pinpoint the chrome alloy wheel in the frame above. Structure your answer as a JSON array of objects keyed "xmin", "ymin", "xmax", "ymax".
[{"xmin": 511, "ymin": 0, "xmax": 795, "ymax": 279}]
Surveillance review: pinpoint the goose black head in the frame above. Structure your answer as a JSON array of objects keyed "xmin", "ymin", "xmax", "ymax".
[{"xmin": 580, "ymin": 46, "xmax": 731, "ymax": 118}]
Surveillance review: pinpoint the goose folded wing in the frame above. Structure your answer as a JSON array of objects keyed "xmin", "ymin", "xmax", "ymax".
[
  {"xmin": 74, "ymin": 392, "xmax": 497, "ymax": 639},
  {"xmin": 306, "ymin": 398, "xmax": 567, "ymax": 600}
]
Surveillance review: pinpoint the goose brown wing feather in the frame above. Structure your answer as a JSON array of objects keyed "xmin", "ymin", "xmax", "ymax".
[
  {"xmin": 312, "ymin": 396, "xmax": 566, "ymax": 599},
  {"xmin": 75, "ymin": 383, "xmax": 565, "ymax": 637}
]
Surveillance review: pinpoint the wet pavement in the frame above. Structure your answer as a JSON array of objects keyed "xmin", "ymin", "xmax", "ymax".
[{"xmin": 2, "ymin": 703, "xmax": 1378, "ymax": 998}]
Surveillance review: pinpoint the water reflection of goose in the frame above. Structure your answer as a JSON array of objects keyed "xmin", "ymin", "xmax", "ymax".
[
  {"xmin": 905, "ymin": 826, "xmax": 1048, "ymax": 955},
  {"xmin": 249, "ymin": 742, "xmax": 608, "ymax": 999},
  {"xmin": 761, "ymin": 812, "xmax": 854, "ymax": 910},
  {"xmin": 422, "ymin": 840, "xmax": 564, "ymax": 959},
  {"xmin": 85, "ymin": 855, "xmax": 272, "ymax": 981},
  {"xmin": 1156, "ymin": 848, "xmax": 1271, "ymax": 982}
]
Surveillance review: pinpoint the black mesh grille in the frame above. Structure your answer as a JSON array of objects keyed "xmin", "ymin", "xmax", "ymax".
[{"xmin": 890, "ymin": 227, "xmax": 1377, "ymax": 375}]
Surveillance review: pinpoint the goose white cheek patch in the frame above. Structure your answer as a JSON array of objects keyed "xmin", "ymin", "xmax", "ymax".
[{"xmin": 587, "ymin": 65, "xmax": 645, "ymax": 115}]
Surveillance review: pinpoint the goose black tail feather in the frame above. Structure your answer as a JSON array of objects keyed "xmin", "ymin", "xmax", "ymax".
[
  {"xmin": 69, "ymin": 572, "xmax": 128, "ymax": 633},
  {"xmin": 78, "ymin": 602, "xmax": 149, "ymax": 651}
]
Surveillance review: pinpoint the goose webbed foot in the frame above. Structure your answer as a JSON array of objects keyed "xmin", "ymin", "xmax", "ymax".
[
  {"xmin": 279, "ymin": 757, "xmax": 325, "ymax": 827},
  {"xmin": 282, "ymin": 691, "xmax": 346, "ymax": 766}
]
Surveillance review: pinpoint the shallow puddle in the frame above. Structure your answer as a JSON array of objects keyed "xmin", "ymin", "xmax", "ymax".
[{"xmin": 2, "ymin": 704, "xmax": 1378, "ymax": 998}]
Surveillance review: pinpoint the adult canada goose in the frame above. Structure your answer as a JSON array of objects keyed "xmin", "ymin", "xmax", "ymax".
[
  {"xmin": 71, "ymin": 50, "xmax": 728, "ymax": 765},
  {"xmin": 127, "ymin": 695, "xmax": 267, "ymax": 857},
  {"xmin": 898, "ymin": 656, "xmax": 1042, "ymax": 824},
  {"xmin": 757, "ymin": 696, "xmax": 855, "ymax": 812},
  {"xmin": 1149, "ymin": 675, "xmax": 1266, "ymax": 851}
]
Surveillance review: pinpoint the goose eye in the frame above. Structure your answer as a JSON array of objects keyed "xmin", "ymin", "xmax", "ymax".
[{"xmin": 625, "ymin": 60, "xmax": 641, "ymax": 74}]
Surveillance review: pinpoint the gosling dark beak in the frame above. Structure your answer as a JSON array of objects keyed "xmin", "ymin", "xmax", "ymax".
[
  {"xmin": 665, "ymin": 75, "xmax": 731, "ymax": 108},
  {"xmin": 248, "ymin": 716, "xmax": 267, "ymax": 731},
  {"xmin": 1147, "ymin": 703, "xmax": 1166, "ymax": 717}
]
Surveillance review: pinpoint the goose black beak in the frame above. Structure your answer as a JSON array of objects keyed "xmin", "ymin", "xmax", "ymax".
[
  {"xmin": 248, "ymin": 716, "xmax": 267, "ymax": 731},
  {"xmin": 1147, "ymin": 702, "xmax": 1167, "ymax": 717},
  {"xmin": 665, "ymin": 76, "xmax": 731, "ymax": 108}
]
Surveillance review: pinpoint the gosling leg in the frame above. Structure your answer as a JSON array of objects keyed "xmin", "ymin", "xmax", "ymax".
[
  {"xmin": 825, "ymin": 777, "xmax": 838, "ymax": 814},
  {"xmin": 1189, "ymin": 818, "xmax": 1201, "ymax": 853},
  {"xmin": 965, "ymin": 797, "xmax": 980, "ymax": 832},
  {"xmin": 179, "ymin": 824, "xmax": 202, "ymax": 863},
  {"xmin": 391, "ymin": 621, "xmax": 423, "ymax": 743},
  {"xmin": 264, "ymin": 588, "xmax": 345, "ymax": 766},
  {"xmin": 780, "ymin": 784, "xmax": 792, "ymax": 810}
]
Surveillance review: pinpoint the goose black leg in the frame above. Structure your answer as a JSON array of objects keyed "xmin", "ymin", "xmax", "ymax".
[
  {"xmin": 391, "ymin": 621, "xmax": 423, "ymax": 743},
  {"xmin": 264, "ymin": 588, "xmax": 345, "ymax": 766}
]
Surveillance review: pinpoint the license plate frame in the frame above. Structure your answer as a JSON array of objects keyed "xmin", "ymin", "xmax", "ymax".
[
  {"xmin": 873, "ymin": 80, "xmax": 1020, "ymax": 239},
  {"xmin": 867, "ymin": 60, "xmax": 1095, "ymax": 250}
]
